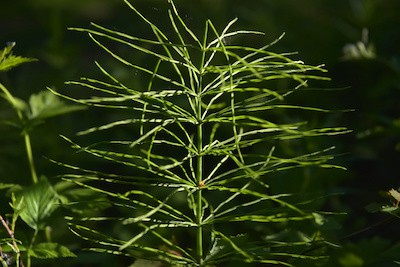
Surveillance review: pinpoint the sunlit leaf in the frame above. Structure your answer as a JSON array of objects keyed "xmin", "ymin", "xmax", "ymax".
[
  {"xmin": 16, "ymin": 176, "xmax": 60, "ymax": 230},
  {"xmin": 388, "ymin": 188, "xmax": 400, "ymax": 206},
  {"xmin": 0, "ymin": 42, "xmax": 37, "ymax": 72}
]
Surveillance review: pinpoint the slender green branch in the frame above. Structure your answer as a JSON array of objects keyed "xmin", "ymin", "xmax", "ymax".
[
  {"xmin": 23, "ymin": 133, "xmax": 38, "ymax": 184},
  {"xmin": 0, "ymin": 83, "xmax": 38, "ymax": 184},
  {"xmin": 26, "ymin": 229, "xmax": 38, "ymax": 267}
]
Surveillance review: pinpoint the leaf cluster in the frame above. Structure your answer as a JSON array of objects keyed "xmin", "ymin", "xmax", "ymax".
[{"xmin": 0, "ymin": 44, "xmax": 84, "ymax": 265}]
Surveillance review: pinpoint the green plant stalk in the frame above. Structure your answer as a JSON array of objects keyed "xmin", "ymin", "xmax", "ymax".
[
  {"xmin": 60, "ymin": 2, "xmax": 350, "ymax": 264},
  {"xmin": 196, "ymin": 93, "xmax": 204, "ymax": 265},
  {"xmin": 196, "ymin": 131, "xmax": 203, "ymax": 264},
  {"xmin": 195, "ymin": 24, "xmax": 210, "ymax": 266},
  {"xmin": 0, "ymin": 83, "xmax": 38, "ymax": 184},
  {"xmin": 23, "ymin": 133, "xmax": 38, "ymax": 184},
  {"xmin": 11, "ymin": 198, "xmax": 22, "ymax": 267},
  {"xmin": 45, "ymin": 226, "xmax": 52, "ymax": 242},
  {"xmin": 26, "ymin": 229, "xmax": 38, "ymax": 267}
]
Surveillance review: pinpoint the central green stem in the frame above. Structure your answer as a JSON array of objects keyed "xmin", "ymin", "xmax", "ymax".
[
  {"xmin": 196, "ymin": 96, "xmax": 204, "ymax": 265},
  {"xmin": 24, "ymin": 133, "xmax": 38, "ymax": 184},
  {"xmin": 0, "ymin": 83, "xmax": 38, "ymax": 184}
]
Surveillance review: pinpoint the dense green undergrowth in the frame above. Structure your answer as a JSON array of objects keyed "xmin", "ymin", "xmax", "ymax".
[{"xmin": 1, "ymin": 1, "xmax": 400, "ymax": 267}]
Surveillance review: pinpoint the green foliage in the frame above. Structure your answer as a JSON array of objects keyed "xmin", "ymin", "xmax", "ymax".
[
  {"xmin": 56, "ymin": 0, "xmax": 348, "ymax": 266},
  {"xmin": 2, "ymin": 0, "xmax": 400, "ymax": 265},
  {"xmin": 0, "ymin": 42, "xmax": 36, "ymax": 72},
  {"xmin": 28, "ymin": 90, "xmax": 85, "ymax": 121},
  {"xmin": 1, "ymin": 81, "xmax": 85, "ymax": 132},
  {"xmin": 15, "ymin": 176, "xmax": 59, "ymax": 231},
  {"xmin": 0, "ymin": 44, "xmax": 80, "ymax": 266}
]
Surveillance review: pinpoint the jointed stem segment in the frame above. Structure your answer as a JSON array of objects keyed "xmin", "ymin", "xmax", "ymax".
[{"xmin": 196, "ymin": 87, "xmax": 204, "ymax": 264}]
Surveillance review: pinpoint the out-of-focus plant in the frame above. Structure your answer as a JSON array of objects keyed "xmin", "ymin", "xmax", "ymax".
[
  {"xmin": 342, "ymin": 28, "xmax": 375, "ymax": 61},
  {"xmin": 0, "ymin": 43, "xmax": 84, "ymax": 266}
]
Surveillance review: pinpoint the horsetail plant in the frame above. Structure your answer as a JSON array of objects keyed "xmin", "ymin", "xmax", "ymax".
[{"xmin": 54, "ymin": 0, "xmax": 348, "ymax": 266}]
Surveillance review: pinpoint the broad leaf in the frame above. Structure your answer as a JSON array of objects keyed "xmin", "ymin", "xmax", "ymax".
[
  {"xmin": 28, "ymin": 90, "xmax": 85, "ymax": 121},
  {"xmin": 16, "ymin": 176, "xmax": 60, "ymax": 230}
]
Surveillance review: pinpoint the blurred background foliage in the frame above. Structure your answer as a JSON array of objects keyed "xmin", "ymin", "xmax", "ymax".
[{"xmin": 1, "ymin": 0, "xmax": 399, "ymax": 266}]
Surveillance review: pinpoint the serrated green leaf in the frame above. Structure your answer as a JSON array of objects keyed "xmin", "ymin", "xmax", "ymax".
[
  {"xmin": 0, "ymin": 43, "xmax": 37, "ymax": 71},
  {"xmin": 16, "ymin": 176, "xmax": 60, "ymax": 230},
  {"xmin": 29, "ymin": 242, "xmax": 76, "ymax": 259}
]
